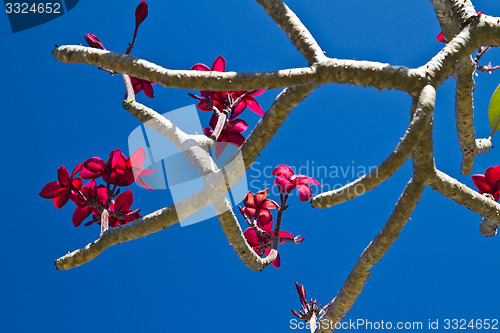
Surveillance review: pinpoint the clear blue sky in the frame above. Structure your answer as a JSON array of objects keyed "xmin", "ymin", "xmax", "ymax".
[{"xmin": 2, "ymin": 1, "xmax": 500, "ymax": 332}]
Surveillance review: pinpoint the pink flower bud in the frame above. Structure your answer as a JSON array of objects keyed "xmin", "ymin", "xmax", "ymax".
[
  {"xmin": 135, "ymin": 0, "xmax": 149, "ymax": 28},
  {"xmin": 84, "ymin": 34, "xmax": 106, "ymax": 50}
]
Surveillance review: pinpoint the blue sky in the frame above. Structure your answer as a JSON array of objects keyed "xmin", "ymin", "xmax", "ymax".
[{"xmin": 2, "ymin": 1, "xmax": 500, "ymax": 332}]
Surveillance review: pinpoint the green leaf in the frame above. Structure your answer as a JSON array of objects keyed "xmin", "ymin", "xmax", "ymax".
[{"xmin": 488, "ymin": 83, "xmax": 500, "ymax": 134}]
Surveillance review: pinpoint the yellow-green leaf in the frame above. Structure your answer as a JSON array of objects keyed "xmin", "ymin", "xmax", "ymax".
[{"xmin": 488, "ymin": 83, "xmax": 500, "ymax": 133}]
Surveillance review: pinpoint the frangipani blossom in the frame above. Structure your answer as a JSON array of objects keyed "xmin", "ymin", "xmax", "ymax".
[
  {"xmin": 39, "ymin": 164, "xmax": 83, "ymax": 209},
  {"xmin": 272, "ymin": 164, "xmax": 321, "ymax": 201},
  {"xmin": 472, "ymin": 165, "xmax": 500, "ymax": 201},
  {"xmin": 82, "ymin": 148, "xmax": 154, "ymax": 190},
  {"xmin": 241, "ymin": 189, "xmax": 280, "ymax": 227}
]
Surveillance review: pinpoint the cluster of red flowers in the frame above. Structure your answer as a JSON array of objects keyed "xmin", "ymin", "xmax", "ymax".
[
  {"xmin": 40, "ymin": 148, "xmax": 153, "ymax": 230},
  {"xmin": 189, "ymin": 56, "xmax": 266, "ymax": 158},
  {"xmin": 84, "ymin": 1, "xmax": 154, "ymax": 98},
  {"xmin": 240, "ymin": 164, "xmax": 321, "ymax": 268}
]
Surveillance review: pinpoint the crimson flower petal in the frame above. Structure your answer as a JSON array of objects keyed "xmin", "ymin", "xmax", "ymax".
[
  {"xmin": 224, "ymin": 132, "xmax": 246, "ymax": 147},
  {"xmin": 53, "ymin": 191, "xmax": 71, "ymax": 209},
  {"xmin": 40, "ymin": 181, "xmax": 64, "ymax": 199},
  {"xmin": 275, "ymin": 176, "xmax": 294, "ymax": 193},
  {"xmin": 71, "ymin": 178, "xmax": 83, "ymax": 191},
  {"xmin": 228, "ymin": 119, "xmax": 248, "ymax": 133},
  {"xmin": 142, "ymin": 81, "xmax": 154, "ymax": 98},
  {"xmin": 203, "ymin": 127, "xmax": 213, "ymax": 137},
  {"xmin": 232, "ymin": 100, "xmax": 247, "ymax": 119},
  {"xmin": 485, "ymin": 165, "xmax": 500, "ymax": 188},
  {"xmin": 245, "ymin": 97, "xmax": 265, "ymax": 116},
  {"xmin": 260, "ymin": 199, "xmax": 280, "ymax": 210},
  {"xmin": 243, "ymin": 228, "xmax": 259, "ymax": 247},
  {"xmin": 272, "ymin": 164, "xmax": 294, "ymax": 179},
  {"xmin": 471, "ymin": 174, "xmax": 493, "ymax": 193},
  {"xmin": 243, "ymin": 191, "xmax": 256, "ymax": 208},
  {"xmin": 84, "ymin": 157, "xmax": 106, "ymax": 172},
  {"xmin": 191, "ymin": 63, "xmax": 210, "ymax": 71},
  {"xmin": 436, "ymin": 31, "xmax": 446, "ymax": 43},
  {"xmin": 115, "ymin": 190, "xmax": 134, "ymax": 211},
  {"xmin": 257, "ymin": 209, "xmax": 273, "ymax": 227},
  {"xmin": 292, "ymin": 175, "xmax": 321, "ymax": 186},
  {"xmin": 73, "ymin": 206, "xmax": 93, "ymax": 227},
  {"xmin": 254, "ymin": 189, "xmax": 268, "ymax": 205},
  {"xmin": 57, "ymin": 166, "xmax": 70, "ymax": 187},
  {"xmin": 243, "ymin": 207, "xmax": 257, "ymax": 219},
  {"xmin": 211, "ymin": 56, "xmax": 226, "ymax": 72},
  {"xmin": 297, "ymin": 184, "xmax": 313, "ymax": 201}
]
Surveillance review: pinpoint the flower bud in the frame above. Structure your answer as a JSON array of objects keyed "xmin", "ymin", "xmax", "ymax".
[
  {"xmin": 84, "ymin": 33, "xmax": 105, "ymax": 50},
  {"xmin": 135, "ymin": 0, "xmax": 149, "ymax": 28}
]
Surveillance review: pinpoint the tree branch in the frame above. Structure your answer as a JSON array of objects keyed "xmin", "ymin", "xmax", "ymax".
[
  {"xmin": 455, "ymin": 59, "xmax": 478, "ymax": 175},
  {"xmin": 256, "ymin": 0, "xmax": 327, "ymax": 64},
  {"xmin": 430, "ymin": 169, "xmax": 500, "ymax": 225},
  {"xmin": 52, "ymin": 45, "xmax": 425, "ymax": 94}
]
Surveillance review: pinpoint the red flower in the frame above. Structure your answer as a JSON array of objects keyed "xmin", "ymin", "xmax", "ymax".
[
  {"xmin": 437, "ymin": 11, "xmax": 483, "ymax": 43},
  {"xmin": 85, "ymin": 33, "xmax": 105, "ymax": 50},
  {"xmin": 241, "ymin": 189, "xmax": 279, "ymax": 227},
  {"xmin": 82, "ymin": 148, "xmax": 154, "ymax": 190},
  {"xmin": 83, "ymin": 189, "xmax": 141, "ymax": 228},
  {"xmin": 40, "ymin": 164, "xmax": 83, "ymax": 209},
  {"xmin": 472, "ymin": 165, "xmax": 500, "ymax": 201},
  {"xmin": 190, "ymin": 56, "xmax": 265, "ymax": 118},
  {"xmin": 272, "ymin": 164, "xmax": 321, "ymax": 201},
  {"xmin": 203, "ymin": 114, "xmax": 248, "ymax": 158},
  {"xmin": 243, "ymin": 224, "xmax": 294, "ymax": 269},
  {"xmin": 135, "ymin": 0, "xmax": 148, "ymax": 28},
  {"xmin": 125, "ymin": 76, "xmax": 155, "ymax": 98}
]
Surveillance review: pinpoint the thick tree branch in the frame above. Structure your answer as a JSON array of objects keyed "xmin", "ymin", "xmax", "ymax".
[
  {"xmin": 123, "ymin": 100, "xmax": 214, "ymax": 152},
  {"xmin": 52, "ymin": 45, "xmax": 424, "ymax": 94},
  {"xmin": 256, "ymin": 0, "xmax": 327, "ymax": 64},
  {"xmin": 430, "ymin": 169, "xmax": 500, "ymax": 224},
  {"xmin": 311, "ymin": 86, "xmax": 435, "ymax": 208},
  {"xmin": 455, "ymin": 60, "xmax": 478, "ymax": 175},
  {"xmin": 316, "ymin": 178, "xmax": 425, "ymax": 333},
  {"xmin": 411, "ymin": 86, "xmax": 437, "ymax": 183}
]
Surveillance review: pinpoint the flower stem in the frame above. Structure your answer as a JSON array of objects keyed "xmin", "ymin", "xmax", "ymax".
[{"xmin": 274, "ymin": 193, "xmax": 289, "ymax": 238}]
